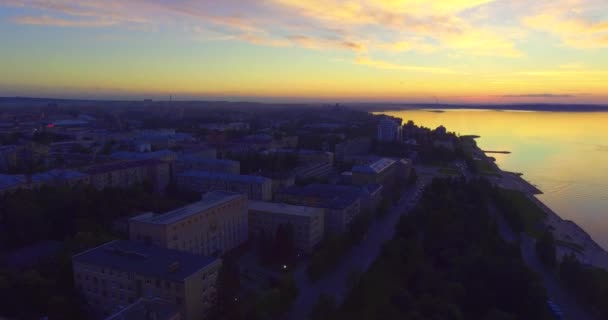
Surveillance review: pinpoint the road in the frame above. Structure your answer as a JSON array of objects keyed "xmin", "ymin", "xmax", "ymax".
[
  {"xmin": 520, "ymin": 235, "xmax": 595, "ymax": 320},
  {"xmin": 284, "ymin": 179, "xmax": 428, "ymax": 320},
  {"xmin": 489, "ymin": 204, "xmax": 595, "ymax": 320}
]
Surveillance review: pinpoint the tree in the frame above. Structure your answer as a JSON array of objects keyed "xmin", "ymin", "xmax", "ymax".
[
  {"xmin": 274, "ymin": 224, "xmax": 296, "ymax": 268},
  {"xmin": 215, "ymin": 257, "xmax": 241, "ymax": 320},
  {"xmin": 536, "ymin": 230, "xmax": 557, "ymax": 269},
  {"xmin": 309, "ymin": 294, "xmax": 337, "ymax": 320}
]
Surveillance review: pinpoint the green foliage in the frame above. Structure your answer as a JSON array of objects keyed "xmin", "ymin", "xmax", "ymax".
[
  {"xmin": 307, "ymin": 211, "xmax": 373, "ymax": 281},
  {"xmin": 0, "ymin": 184, "xmax": 198, "ymax": 319},
  {"xmin": 332, "ymin": 178, "xmax": 551, "ymax": 320},
  {"xmin": 238, "ymin": 272, "xmax": 298, "ymax": 320},
  {"xmin": 559, "ymin": 254, "xmax": 608, "ymax": 318},
  {"xmin": 0, "ymin": 132, "xmax": 22, "ymax": 145},
  {"xmin": 492, "ymin": 188, "xmax": 546, "ymax": 237},
  {"xmin": 310, "ymin": 293, "xmax": 337, "ymax": 320},
  {"xmin": 0, "ymin": 184, "xmax": 197, "ymax": 251},
  {"xmin": 32, "ymin": 132, "xmax": 68, "ymax": 145},
  {"xmin": 213, "ymin": 256, "xmax": 242, "ymax": 320},
  {"xmin": 536, "ymin": 230, "xmax": 557, "ymax": 269},
  {"xmin": 258, "ymin": 224, "xmax": 297, "ymax": 269}
]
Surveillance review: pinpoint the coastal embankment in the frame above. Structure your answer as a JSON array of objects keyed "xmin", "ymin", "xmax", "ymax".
[{"xmin": 480, "ymin": 144, "xmax": 608, "ymax": 270}]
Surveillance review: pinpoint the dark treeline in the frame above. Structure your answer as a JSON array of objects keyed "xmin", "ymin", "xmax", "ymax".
[
  {"xmin": 315, "ymin": 178, "xmax": 552, "ymax": 320},
  {"xmin": 0, "ymin": 183, "xmax": 198, "ymax": 319},
  {"xmin": 0, "ymin": 183, "xmax": 196, "ymax": 251},
  {"xmin": 559, "ymin": 254, "xmax": 608, "ymax": 318}
]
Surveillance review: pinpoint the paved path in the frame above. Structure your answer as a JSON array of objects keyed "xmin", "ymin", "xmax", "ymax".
[
  {"xmin": 520, "ymin": 235, "xmax": 595, "ymax": 320},
  {"xmin": 284, "ymin": 180, "xmax": 428, "ymax": 320},
  {"xmin": 490, "ymin": 203, "xmax": 595, "ymax": 320}
]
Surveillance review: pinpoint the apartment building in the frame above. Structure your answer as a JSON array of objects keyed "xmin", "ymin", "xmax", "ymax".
[
  {"xmin": 248, "ymin": 201, "xmax": 324, "ymax": 253},
  {"xmin": 377, "ymin": 117, "xmax": 403, "ymax": 142},
  {"xmin": 177, "ymin": 170, "xmax": 272, "ymax": 201},
  {"xmin": 276, "ymin": 185, "xmax": 361, "ymax": 234},
  {"xmin": 106, "ymin": 297, "xmax": 181, "ymax": 320},
  {"xmin": 352, "ymin": 158, "xmax": 398, "ymax": 186},
  {"xmin": 129, "ymin": 191, "xmax": 248, "ymax": 256},
  {"xmin": 83, "ymin": 159, "xmax": 171, "ymax": 192},
  {"xmin": 175, "ymin": 156, "xmax": 240, "ymax": 175},
  {"xmin": 72, "ymin": 240, "xmax": 221, "ymax": 320}
]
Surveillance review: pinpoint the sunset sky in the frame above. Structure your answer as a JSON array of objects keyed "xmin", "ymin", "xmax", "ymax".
[{"xmin": 1, "ymin": 0, "xmax": 607, "ymax": 103}]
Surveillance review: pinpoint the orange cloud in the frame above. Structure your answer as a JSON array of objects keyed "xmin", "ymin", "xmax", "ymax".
[{"xmin": 522, "ymin": 1, "xmax": 608, "ymax": 48}]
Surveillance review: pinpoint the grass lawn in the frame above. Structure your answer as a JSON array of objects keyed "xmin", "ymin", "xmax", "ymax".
[{"xmin": 497, "ymin": 188, "xmax": 547, "ymax": 238}]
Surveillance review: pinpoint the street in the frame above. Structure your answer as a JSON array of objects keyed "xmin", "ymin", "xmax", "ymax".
[{"xmin": 283, "ymin": 179, "xmax": 428, "ymax": 320}]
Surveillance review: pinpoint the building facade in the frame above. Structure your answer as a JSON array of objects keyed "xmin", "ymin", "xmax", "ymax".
[
  {"xmin": 84, "ymin": 159, "xmax": 171, "ymax": 192},
  {"xmin": 334, "ymin": 138, "xmax": 371, "ymax": 163},
  {"xmin": 276, "ymin": 185, "xmax": 361, "ymax": 234},
  {"xmin": 129, "ymin": 191, "xmax": 248, "ymax": 256},
  {"xmin": 72, "ymin": 240, "xmax": 221, "ymax": 320},
  {"xmin": 177, "ymin": 170, "xmax": 272, "ymax": 201},
  {"xmin": 377, "ymin": 117, "xmax": 403, "ymax": 142},
  {"xmin": 352, "ymin": 158, "xmax": 398, "ymax": 186},
  {"xmin": 248, "ymin": 201, "xmax": 324, "ymax": 253},
  {"xmin": 175, "ymin": 156, "xmax": 240, "ymax": 175}
]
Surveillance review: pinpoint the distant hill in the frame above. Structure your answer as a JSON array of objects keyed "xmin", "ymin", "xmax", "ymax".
[
  {"xmin": 1, "ymin": 97, "xmax": 607, "ymax": 112},
  {"xmin": 348, "ymin": 103, "xmax": 608, "ymax": 112}
]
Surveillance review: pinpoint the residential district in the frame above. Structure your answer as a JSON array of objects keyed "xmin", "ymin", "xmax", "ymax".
[{"xmin": 0, "ymin": 99, "xmax": 605, "ymax": 320}]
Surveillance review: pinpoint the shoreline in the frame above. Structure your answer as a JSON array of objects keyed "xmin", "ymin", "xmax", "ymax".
[
  {"xmin": 474, "ymin": 141, "xmax": 608, "ymax": 270},
  {"xmin": 493, "ymin": 162, "xmax": 608, "ymax": 269},
  {"xmin": 530, "ymin": 194, "xmax": 608, "ymax": 269}
]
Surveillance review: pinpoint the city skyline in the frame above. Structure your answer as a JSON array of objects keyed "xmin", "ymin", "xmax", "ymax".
[{"xmin": 1, "ymin": 0, "xmax": 608, "ymax": 104}]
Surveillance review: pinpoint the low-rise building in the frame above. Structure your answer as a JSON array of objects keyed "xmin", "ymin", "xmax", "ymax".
[
  {"xmin": 72, "ymin": 240, "xmax": 221, "ymax": 320},
  {"xmin": 248, "ymin": 201, "xmax": 324, "ymax": 253},
  {"xmin": 175, "ymin": 156, "xmax": 240, "ymax": 175},
  {"xmin": 294, "ymin": 162, "xmax": 333, "ymax": 180},
  {"xmin": 83, "ymin": 159, "xmax": 171, "ymax": 192},
  {"xmin": 306, "ymin": 183, "xmax": 383, "ymax": 212},
  {"xmin": 0, "ymin": 169, "xmax": 90, "ymax": 195},
  {"xmin": 276, "ymin": 185, "xmax": 361, "ymax": 234},
  {"xmin": 352, "ymin": 158, "xmax": 397, "ymax": 186},
  {"xmin": 177, "ymin": 170, "xmax": 272, "ymax": 201},
  {"xmin": 334, "ymin": 138, "xmax": 371, "ymax": 163},
  {"xmin": 106, "ymin": 297, "xmax": 182, "ymax": 320},
  {"xmin": 110, "ymin": 151, "xmax": 177, "ymax": 163},
  {"xmin": 0, "ymin": 145, "xmax": 18, "ymax": 171},
  {"xmin": 129, "ymin": 191, "xmax": 248, "ymax": 256}
]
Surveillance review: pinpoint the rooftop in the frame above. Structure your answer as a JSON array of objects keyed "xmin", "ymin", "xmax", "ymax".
[
  {"xmin": 249, "ymin": 200, "xmax": 323, "ymax": 217},
  {"xmin": 73, "ymin": 240, "xmax": 218, "ymax": 282},
  {"xmin": 177, "ymin": 155, "xmax": 238, "ymax": 166},
  {"xmin": 130, "ymin": 191, "xmax": 242, "ymax": 225},
  {"xmin": 0, "ymin": 174, "xmax": 25, "ymax": 189},
  {"xmin": 83, "ymin": 159, "xmax": 163, "ymax": 174},
  {"xmin": 178, "ymin": 170, "xmax": 269, "ymax": 184},
  {"xmin": 32, "ymin": 169, "xmax": 87, "ymax": 183},
  {"xmin": 352, "ymin": 158, "xmax": 396, "ymax": 174},
  {"xmin": 46, "ymin": 119, "xmax": 90, "ymax": 127},
  {"xmin": 106, "ymin": 298, "xmax": 179, "ymax": 320},
  {"xmin": 279, "ymin": 184, "xmax": 360, "ymax": 209},
  {"xmin": 111, "ymin": 150, "xmax": 176, "ymax": 161}
]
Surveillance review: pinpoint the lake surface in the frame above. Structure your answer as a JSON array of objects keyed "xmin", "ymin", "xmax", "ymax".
[{"xmin": 379, "ymin": 109, "xmax": 608, "ymax": 249}]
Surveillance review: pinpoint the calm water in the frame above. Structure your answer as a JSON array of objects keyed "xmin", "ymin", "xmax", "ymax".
[{"xmin": 379, "ymin": 109, "xmax": 608, "ymax": 249}]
